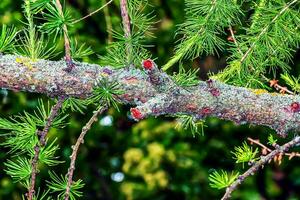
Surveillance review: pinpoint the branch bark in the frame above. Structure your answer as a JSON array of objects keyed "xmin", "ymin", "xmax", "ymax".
[{"xmin": 1, "ymin": 54, "xmax": 300, "ymax": 137}]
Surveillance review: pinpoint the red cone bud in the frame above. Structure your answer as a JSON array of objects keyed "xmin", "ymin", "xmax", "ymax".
[
  {"xmin": 130, "ymin": 108, "xmax": 143, "ymax": 120},
  {"xmin": 142, "ymin": 59, "xmax": 154, "ymax": 70}
]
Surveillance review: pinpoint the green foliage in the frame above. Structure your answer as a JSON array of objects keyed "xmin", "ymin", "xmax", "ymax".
[
  {"xmin": 215, "ymin": 0, "xmax": 300, "ymax": 88},
  {"xmin": 209, "ymin": 170, "xmax": 239, "ymax": 189},
  {"xmin": 29, "ymin": 0, "xmax": 51, "ymax": 14},
  {"xmin": 47, "ymin": 171, "xmax": 84, "ymax": 200},
  {"xmin": 70, "ymin": 38, "xmax": 93, "ymax": 59},
  {"xmin": 163, "ymin": 0, "xmax": 242, "ymax": 70},
  {"xmin": 0, "ymin": 99, "xmax": 66, "ymax": 191},
  {"xmin": 4, "ymin": 157, "xmax": 31, "ymax": 187},
  {"xmin": 0, "ymin": 24, "xmax": 17, "ymax": 53},
  {"xmin": 0, "ymin": 0, "xmax": 300, "ymax": 199},
  {"xmin": 267, "ymin": 134, "xmax": 278, "ymax": 146},
  {"xmin": 88, "ymin": 79, "xmax": 123, "ymax": 111},
  {"xmin": 1, "ymin": 112, "xmax": 39, "ymax": 153},
  {"xmin": 128, "ymin": 0, "xmax": 155, "ymax": 35},
  {"xmin": 22, "ymin": 190, "xmax": 52, "ymax": 200},
  {"xmin": 31, "ymin": 100, "xmax": 68, "ymax": 128},
  {"xmin": 28, "ymin": 139, "xmax": 63, "ymax": 166},
  {"xmin": 17, "ymin": 0, "xmax": 56, "ymax": 59},
  {"xmin": 101, "ymin": 0, "xmax": 154, "ymax": 68},
  {"xmin": 172, "ymin": 65, "xmax": 199, "ymax": 87},
  {"xmin": 41, "ymin": 2, "xmax": 73, "ymax": 41},
  {"xmin": 281, "ymin": 72, "xmax": 300, "ymax": 93},
  {"xmin": 176, "ymin": 115, "xmax": 205, "ymax": 137},
  {"xmin": 17, "ymin": 28, "xmax": 57, "ymax": 60},
  {"xmin": 232, "ymin": 142, "xmax": 259, "ymax": 167},
  {"xmin": 62, "ymin": 97, "xmax": 88, "ymax": 114}
]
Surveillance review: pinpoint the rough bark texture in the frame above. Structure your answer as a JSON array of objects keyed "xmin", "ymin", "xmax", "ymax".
[{"xmin": 1, "ymin": 54, "xmax": 300, "ymax": 136}]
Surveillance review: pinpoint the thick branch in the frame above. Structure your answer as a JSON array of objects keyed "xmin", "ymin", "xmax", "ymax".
[
  {"xmin": 221, "ymin": 136, "xmax": 300, "ymax": 200},
  {"xmin": 1, "ymin": 54, "xmax": 300, "ymax": 136}
]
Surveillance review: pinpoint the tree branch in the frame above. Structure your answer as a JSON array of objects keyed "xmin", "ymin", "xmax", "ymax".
[
  {"xmin": 120, "ymin": 0, "xmax": 131, "ymax": 39},
  {"xmin": 64, "ymin": 106, "xmax": 107, "ymax": 200},
  {"xmin": 55, "ymin": 0, "xmax": 74, "ymax": 72},
  {"xmin": 221, "ymin": 136, "xmax": 300, "ymax": 200},
  {"xmin": 247, "ymin": 137, "xmax": 300, "ymax": 159},
  {"xmin": 27, "ymin": 97, "xmax": 65, "ymax": 200},
  {"xmin": 1, "ymin": 54, "xmax": 300, "ymax": 137}
]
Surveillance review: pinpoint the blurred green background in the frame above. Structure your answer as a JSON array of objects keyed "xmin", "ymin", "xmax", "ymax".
[{"xmin": 0, "ymin": 0, "xmax": 300, "ymax": 199}]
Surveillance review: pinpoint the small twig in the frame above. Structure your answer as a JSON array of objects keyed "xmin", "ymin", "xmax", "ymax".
[
  {"xmin": 120, "ymin": 0, "xmax": 131, "ymax": 39},
  {"xmin": 221, "ymin": 136, "xmax": 300, "ymax": 200},
  {"xmin": 228, "ymin": 26, "xmax": 243, "ymax": 56},
  {"xmin": 120, "ymin": 0, "xmax": 132, "ymax": 62},
  {"xmin": 72, "ymin": 0, "xmax": 113, "ymax": 24},
  {"xmin": 247, "ymin": 137, "xmax": 272, "ymax": 152},
  {"xmin": 64, "ymin": 106, "xmax": 107, "ymax": 200},
  {"xmin": 247, "ymin": 137, "xmax": 300, "ymax": 158},
  {"xmin": 55, "ymin": 0, "xmax": 74, "ymax": 72},
  {"xmin": 27, "ymin": 97, "xmax": 65, "ymax": 200}
]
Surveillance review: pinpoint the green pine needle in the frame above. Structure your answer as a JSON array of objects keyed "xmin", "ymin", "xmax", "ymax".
[
  {"xmin": 217, "ymin": 0, "xmax": 300, "ymax": 88},
  {"xmin": 17, "ymin": 26, "xmax": 57, "ymax": 60},
  {"xmin": 4, "ymin": 157, "xmax": 32, "ymax": 187},
  {"xmin": 267, "ymin": 134, "xmax": 278, "ymax": 146},
  {"xmin": 281, "ymin": 72, "xmax": 300, "ymax": 93},
  {"xmin": 0, "ymin": 99, "xmax": 67, "ymax": 154},
  {"xmin": 231, "ymin": 142, "xmax": 259, "ymax": 167},
  {"xmin": 163, "ymin": 0, "xmax": 242, "ymax": 70},
  {"xmin": 172, "ymin": 65, "xmax": 199, "ymax": 87},
  {"xmin": 1, "ymin": 112, "xmax": 39, "ymax": 153},
  {"xmin": 0, "ymin": 25, "xmax": 17, "ymax": 53},
  {"xmin": 22, "ymin": 189, "xmax": 52, "ymax": 200},
  {"xmin": 209, "ymin": 170, "xmax": 239, "ymax": 190},
  {"xmin": 176, "ymin": 115, "xmax": 206, "ymax": 137},
  {"xmin": 101, "ymin": 0, "xmax": 154, "ymax": 68},
  {"xmin": 41, "ymin": 2, "xmax": 73, "ymax": 41},
  {"xmin": 47, "ymin": 171, "xmax": 84, "ymax": 200},
  {"xmin": 31, "ymin": 99, "xmax": 68, "ymax": 129},
  {"xmin": 62, "ymin": 97, "xmax": 89, "ymax": 114},
  {"xmin": 88, "ymin": 79, "xmax": 123, "ymax": 111},
  {"xmin": 70, "ymin": 38, "xmax": 93, "ymax": 59},
  {"xmin": 27, "ymin": 139, "xmax": 63, "ymax": 166},
  {"xmin": 30, "ymin": 0, "xmax": 51, "ymax": 14}
]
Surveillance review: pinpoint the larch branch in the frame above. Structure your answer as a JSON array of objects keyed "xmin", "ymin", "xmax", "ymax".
[{"xmin": 1, "ymin": 54, "xmax": 300, "ymax": 137}]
